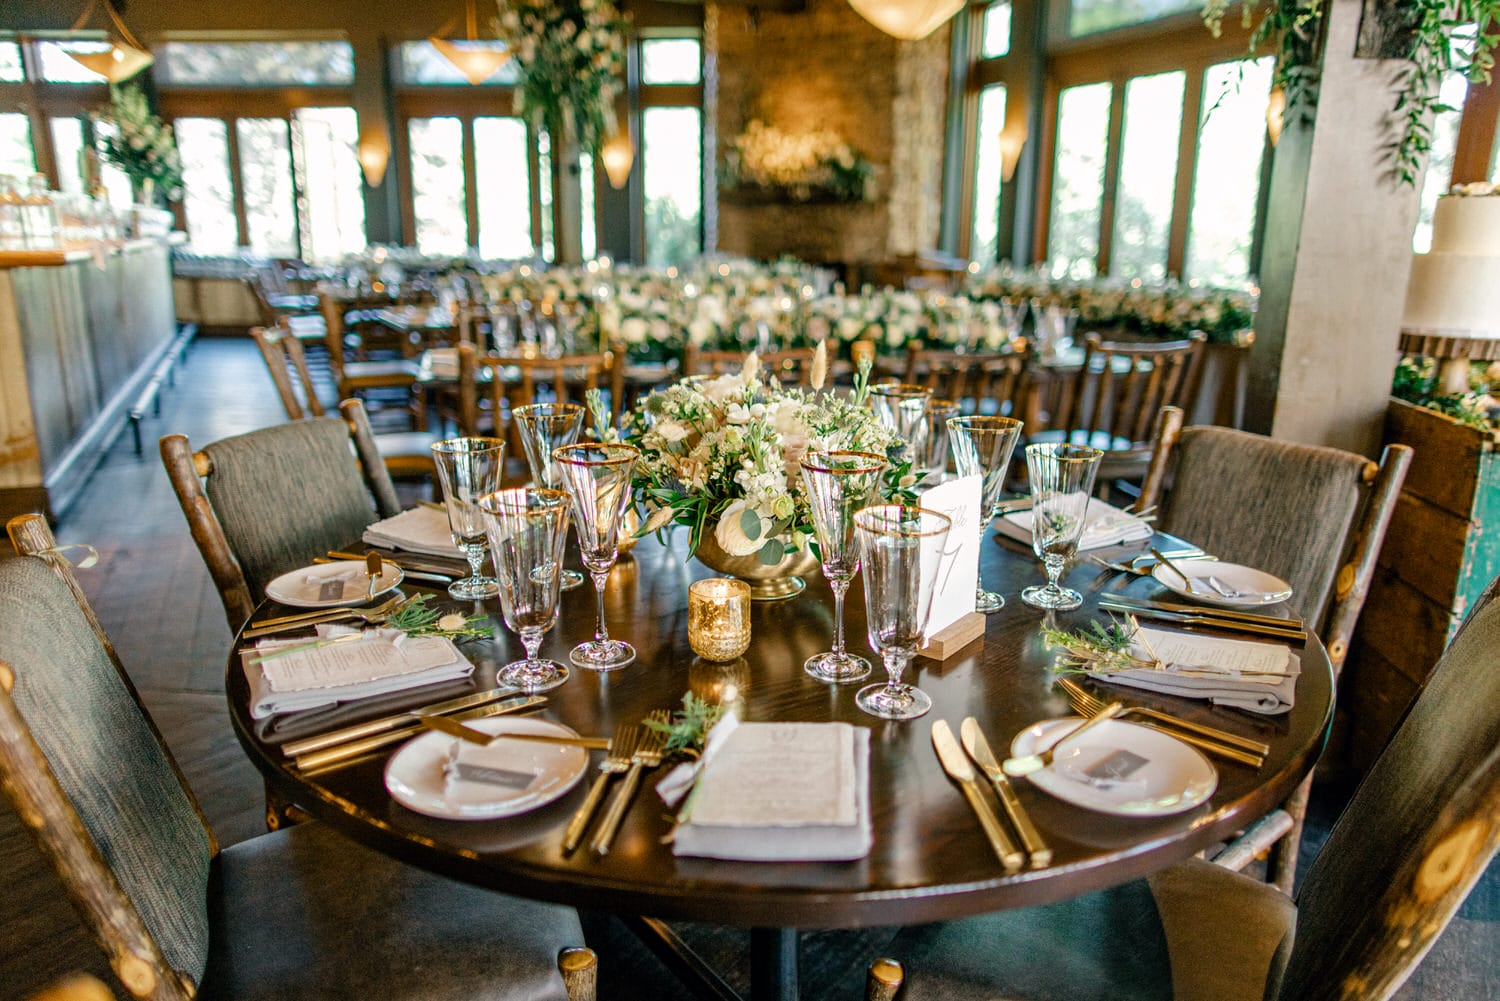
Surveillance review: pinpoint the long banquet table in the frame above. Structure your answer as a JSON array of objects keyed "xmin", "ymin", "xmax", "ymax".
[{"xmin": 226, "ymin": 526, "xmax": 1332, "ymax": 1000}]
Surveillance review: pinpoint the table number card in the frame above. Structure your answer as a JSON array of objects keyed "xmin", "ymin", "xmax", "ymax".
[{"xmin": 918, "ymin": 474, "xmax": 982, "ymax": 647}]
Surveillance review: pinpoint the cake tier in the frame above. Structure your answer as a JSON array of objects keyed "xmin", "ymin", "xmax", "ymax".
[
  {"xmin": 1403, "ymin": 252, "xmax": 1500, "ymax": 336},
  {"xmin": 1430, "ymin": 195, "xmax": 1500, "ymax": 255}
]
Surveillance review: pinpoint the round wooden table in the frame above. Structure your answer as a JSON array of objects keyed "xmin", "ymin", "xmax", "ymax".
[{"xmin": 226, "ymin": 530, "xmax": 1332, "ymax": 999}]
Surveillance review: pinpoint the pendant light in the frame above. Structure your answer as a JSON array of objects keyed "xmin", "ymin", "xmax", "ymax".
[
  {"xmin": 66, "ymin": 0, "xmax": 153, "ymax": 83},
  {"xmin": 599, "ymin": 130, "xmax": 634, "ymax": 189},
  {"xmin": 429, "ymin": 0, "xmax": 511, "ymax": 86},
  {"xmin": 846, "ymin": 0, "xmax": 965, "ymax": 41}
]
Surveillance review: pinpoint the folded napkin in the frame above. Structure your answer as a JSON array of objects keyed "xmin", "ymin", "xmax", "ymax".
[
  {"xmin": 242, "ymin": 625, "xmax": 474, "ymax": 719},
  {"xmin": 1091, "ymin": 626, "xmax": 1300, "ymax": 715},
  {"xmin": 667, "ymin": 718, "xmax": 872, "ymax": 862},
  {"xmin": 997, "ymin": 495, "xmax": 1153, "ymax": 551},
  {"xmin": 363, "ymin": 506, "xmax": 466, "ymax": 560}
]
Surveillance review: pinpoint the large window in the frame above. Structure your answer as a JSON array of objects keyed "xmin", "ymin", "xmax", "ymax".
[
  {"xmin": 474, "ymin": 117, "xmax": 533, "ymax": 259},
  {"xmin": 35, "ymin": 40, "xmax": 111, "ymax": 84},
  {"xmin": 1111, "ymin": 71, "xmax": 1185, "ymax": 281},
  {"xmin": 1069, "ymin": 0, "xmax": 1198, "ymax": 36},
  {"xmin": 0, "ymin": 42, "xmax": 23, "ymax": 83},
  {"xmin": 238, "ymin": 118, "xmax": 298, "ymax": 257},
  {"xmin": 970, "ymin": 84, "xmax": 1008, "ymax": 264},
  {"xmin": 156, "ymin": 41, "xmax": 355, "ymax": 86},
  {"xmin": 1047, "ymin": 81, "xmax": 1112, "ymax": 279},
  {"xmin": 1413, "ymin": 71, "xmax": 1468, "ymax": 253},
  {"xmin": 643, "ymin": 107, "xmax": 702, "ymax": 265},
  {"xmin": 0, "ymin": 114, "xmax": 36, "ymax": 178},
  {"xmin": 176, "ymin": 118, "xmax": 239, "ymax": 255},
  {"xmin": 292, "ymin": 107, "xmax": 366, "ymax": 261},
  {"xmin": 981, "ymin": 2, "xmax": 1012, "ymax": 58},
  {"xmin": 408, "ymin": 117, "xmax": 468, "ymax": 257},
  {"xmin": 1184, "ymin": 57, "xmax": 1273, "ymax": 285}
]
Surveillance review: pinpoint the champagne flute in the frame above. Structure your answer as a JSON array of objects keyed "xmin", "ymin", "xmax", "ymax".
[
  {"xmin": 1021, "ymin": 443, "xmax": 1103, "ymax": 611},
  {"xmin": 868, "ymin": 382, "xmax": 931, "ymax": 468},
  {"xmin": 478, "ymin": 487, "xmax": 570, "ymax": 692},
  {"xmin": 514, "ymin": 402, "xmax": 587, "ymax": 591},
  {"xmin": 948, "ymin": 415, "xmax": 1025, "ymax": 613},
  {"xmin": 854, "ymin": 504, "xmax": 952, "ymax": 720},
  {"xmin": 553, "ymin": 442, "xmax": 639, "ymax": 671},
  {"xmin": 430, "ymin": 437, "xmax": 505, "ymax": 600},
  {"xmin": 921, "ymin": 398, "xmax": 960, "ymax": 480},
  {"xmin": 799, "ymin": 450, "xmax": 887, "ymax": 683}
]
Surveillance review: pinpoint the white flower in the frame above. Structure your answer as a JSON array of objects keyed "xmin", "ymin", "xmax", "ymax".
[
  {"xmin": 715, "ymin": 500, "xmax": 764, "ymax": 556},
  {"xmin": 657, "ymin": 419, "xmax": 690, "ymax": 443},
  {"xmin": 437, "ymin": 613, "xmax": 468, "ymax": 632},
  {"xmin": 620, "ymin": 317, "xmax": 648, "ymax": 344}
]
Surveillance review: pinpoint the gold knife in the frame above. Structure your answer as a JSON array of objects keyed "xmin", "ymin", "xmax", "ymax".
[
  {"xmin": 960, "ymin": 717, "xmax": 1052, "ymax": 867},
  {"xmin": 419, "ymin": 714, "xmax": 611, "ymax": 750},
  {"xmin": 1101, "ymin": 596, "xmax": 1303, "ymax": 630},
  {"xmin": 931, "ymin": 719, "xmax": 1024, "ymax": 873},
  {"xmin": 293, "ymin": 696, "xmax": 547, "ymax": 772},
  {"xmin": 281, "ymin": 687, "xmax": 523, "ymax": 758}
]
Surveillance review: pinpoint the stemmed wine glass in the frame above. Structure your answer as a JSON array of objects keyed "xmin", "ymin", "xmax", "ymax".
[
  {"xmin": 552, "ymin": 442, "xmax": 639, "ymax": 671},
  {"xmin": 1021, "ymin": 443, "xmax": 1103, "ymax": 611},
  {"xmin": 514, "ymin": 402, "xmax": 586, "ymax": 591},
  {"xmin": 868, "ymin": 382, "xmax": 931, "ymax": 468},
  {"xmin": 799, "ymin": 450, "xmax": 887, "ymax": 683},
  {"xmin": 478, "ymin": 487, "xmax": 571, "ymax": 692},
  {"xmin": 948, "ymin": 415, "xmax": 1025, "ymax": 613},
  {"xmin": 854, "ymin": 504, "xmax": 952, "ymax": 720},
  {"xmin": 921, "ymin": 398, "xmax": 960, "ymax": 480},
  {"xmin": 430, "ymin": 437, "xmax": 506, "ymax": 600}
]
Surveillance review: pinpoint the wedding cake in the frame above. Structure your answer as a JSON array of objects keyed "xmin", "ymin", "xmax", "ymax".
[{"xmin": 1403, "ymin": 184, "xmax": 1500, "ymax": 336}]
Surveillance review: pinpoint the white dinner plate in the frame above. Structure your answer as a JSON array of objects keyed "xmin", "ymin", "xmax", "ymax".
[
  {"xmin": 1151, "ymin": 558, "xmax": 1293, "ymax": 609},
  {"xmin": 1010, "ymin": 718, "xmax": 1218, "ymax": 817},
  {"xmin": 384, "ymin": 717, "xmax": 589, "ymax": 820},
  {"xmin": 264, "ymin": 560, "xmax": 404, "ymax": 609}
]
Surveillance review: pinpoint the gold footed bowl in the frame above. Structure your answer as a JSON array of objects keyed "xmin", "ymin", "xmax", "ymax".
[{"xmin": 693, "ymin": 529, "xmax": 821, "ymax": 601}]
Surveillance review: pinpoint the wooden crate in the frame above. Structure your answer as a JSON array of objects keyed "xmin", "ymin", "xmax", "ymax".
[{"xmin": 1346, "ymin": 398, "xmax": 1500, "ymax": 770}]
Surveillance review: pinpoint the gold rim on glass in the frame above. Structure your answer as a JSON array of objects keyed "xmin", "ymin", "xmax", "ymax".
[
  {"xmin": 432, "ymin": 435, "xmax": 506, "ymax": 456},
  {"xmin": 854, "ymin": 504, "xmax": 953, "ymax": 538},
  {"xmin": 514, "ymin": 402, "xmax": 586, "ymax": 422},
  {"xmin": 477, "ymin": 487, "xmax": 570, "ymax": 519},
  {"xmin": 552, "ymin": 442, "xmax": 641, "ymax": 467},
  {"xmin": 799, "ymin": 449, "xmax": 888, "ymax": 476},
  {"xmin": 869, "ymin": 382, "xmax": 931, "ymax": 401}
]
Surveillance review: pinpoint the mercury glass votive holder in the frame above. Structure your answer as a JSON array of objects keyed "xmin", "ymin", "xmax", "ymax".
[{"xmin": 688, "ymin": 578, "xmax": 752, "ymax": 662}]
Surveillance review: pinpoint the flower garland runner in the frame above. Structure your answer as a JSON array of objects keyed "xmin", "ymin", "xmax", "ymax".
[
  {"xmin": 96, "ymin": 84, "xmax": 183, "ymax": 204},
  {"xmin": 495, "ymin": 0, "xmax": 628, "ymax": 154}
]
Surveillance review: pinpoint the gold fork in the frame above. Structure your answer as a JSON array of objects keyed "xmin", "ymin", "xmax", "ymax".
[
  {"xmin": 1058, "ymin": 677, "xmax": 1268, "ymax": 767},
  {"xmin": 562, "ymin": 724, "xmax": 641, "ymax": 855},
  {"xmin": 243, "ymin": 595, "xmax": 406, "ymax": 638},
  {"xmin": 591, "ymin": 710, "xmax": 670, "ymax": 856}
]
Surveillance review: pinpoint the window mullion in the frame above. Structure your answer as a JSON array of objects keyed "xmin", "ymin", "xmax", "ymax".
[{"xmin": 1166, "ymin": 66, "xmax": 1204, "ymax": 279}]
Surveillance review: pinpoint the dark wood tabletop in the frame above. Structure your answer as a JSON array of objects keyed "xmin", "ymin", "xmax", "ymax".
[{"xmin": 225, "ymin": 528, "xmax": 1332, "ymax": 931}]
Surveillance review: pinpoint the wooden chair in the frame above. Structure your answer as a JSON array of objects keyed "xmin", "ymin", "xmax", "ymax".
[
  {"xmin": 251, "ymin": 323, "xmax": 438, "ymax": 484},
  {"xmin": 1033, "ymin": 332, "xmax": 1205, "ymax": 487},
  {"xmin": 903, "ymin": 347, "xmax": 1031, "ymax": 419},
  {"xmin": 456, "ymin": 343, "xmax": 619, "ymax": 454},
  {"xmin": 0, "ymin": 513, "xmax": 595, "ymax": 1001},
  {"xmin": 317, "ymin": 293, "xmax": 426, "ymax": 429},
  {"xmin": 866, "ymin": 569, "xmax": 1500, "ymax": 1001},
  {"xmin": 160, "ymin": 400, "xmax": 403, "ymax": 635},
  {"xmin": 683, "ymin": 345, "xmax": 817, "ymax": 387}
]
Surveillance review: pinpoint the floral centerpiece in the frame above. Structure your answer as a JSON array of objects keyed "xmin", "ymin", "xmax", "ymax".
[
  {"xmin": 96, "ymin": 84, "xmax": 183, "ymax": 204},
  {"xmin": 619, "ymin": 351, "xmax": 906, "ymax": 567},
  {"xmin": 1392, "ymin": 356, "xmax": 1500, "ymax": 430},
  {"xmin": 495, "ymin": 0, "xmax": 628, "ymax": 153},
  {"xmin": 721, "ymin": 121, "xmax": 875, "ymax": 203}
]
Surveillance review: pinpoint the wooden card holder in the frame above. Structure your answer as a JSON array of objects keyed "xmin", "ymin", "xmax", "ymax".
[{"xmin": 917, "ymin": 612, "xmax": 986, "ymax": 661}]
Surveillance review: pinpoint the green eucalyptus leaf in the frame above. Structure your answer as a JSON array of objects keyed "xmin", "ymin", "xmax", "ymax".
[
  {"xmin": 740, "ymin": 506, "xmax": 762, "ymax": 540},
  {"xmin": 757, "ymin": 538, "xmax": 785, "ymax": 565}
]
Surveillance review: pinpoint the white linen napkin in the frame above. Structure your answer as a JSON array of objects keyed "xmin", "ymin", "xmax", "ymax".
[
  {"xmin": 1090, "ymin": 626, "xmax": 1300, "ymax": 715},
  {"xmin": 242, "ymin": 625, "xmax": 474, "ymax": 719},
  {"xmin": 363, "ymin": 506, "xmax": 466, "ymax": 560},
  {"xmin": 997, "ymin": 495, "xmax": 1153, "ymax": 551}
]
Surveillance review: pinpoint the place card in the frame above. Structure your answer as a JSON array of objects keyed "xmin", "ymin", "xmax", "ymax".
[{"xmin": 917, "ymin": 474, "xmax": 981, "ymax": 637}]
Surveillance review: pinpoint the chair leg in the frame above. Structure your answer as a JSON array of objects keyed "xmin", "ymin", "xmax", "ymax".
[
  {"xmin": 1267, "ymin": 772, "xmax": 1313, "ymax": 893},
  {"xmin": 558, "ymin": 947, "xmax": 598, "ymax": 1001},
  {"xmin": 866, "ymin": 958, "xmax": 904, "ymax": 1001}
]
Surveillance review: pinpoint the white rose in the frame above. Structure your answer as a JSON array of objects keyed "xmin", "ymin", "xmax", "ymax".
[
  {"xmin": 657, "ymin": 420, "xmax": 690, "ymax": 443},
  {"xmin": 714, "ymin": 500, "xmax": 764, "ymax": 557}
]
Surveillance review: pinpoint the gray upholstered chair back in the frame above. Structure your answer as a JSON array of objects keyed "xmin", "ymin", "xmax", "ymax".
[
  {"xmin": 1158, "ymin": 426, "xmax": 1369, "ymax": 624},
  {"xmin": 201, "ymin": 416, "xmax": 384, "ymax": 604},
  {"xmin": 1281, "ymin": 575, "xmax": 1500, "ymax": 1000},
  {"xmin": 0, "ymin": 555, "xmax": 213, "ymax": 986}
]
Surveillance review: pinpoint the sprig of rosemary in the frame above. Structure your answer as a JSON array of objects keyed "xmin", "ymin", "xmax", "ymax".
[
  {"xmin": 1040, "ymin": 615, "xmax": 1162, "ymax": 675},
  {"xmin": 386, "ymin": 594, "xmax": 491, "ymax": 640},
  {"xmin": 644, "ymin": 693, "xmax": 728, "ymax": 758}
]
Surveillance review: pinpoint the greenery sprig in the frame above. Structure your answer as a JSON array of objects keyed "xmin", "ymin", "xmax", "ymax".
[
  {"xmin": 1040, "ymin": 615, "xmax": 1163, "ymax": 675},
  {"xmin": 386, "ymin": 594, "xmax": 491, "ymax": 640},
  {"xmin": 644, "ymin": 692, "xmax": 727, "ymax": 758}
]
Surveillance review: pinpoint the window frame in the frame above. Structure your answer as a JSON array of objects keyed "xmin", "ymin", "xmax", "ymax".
[{"xmin": 631, "ymin": 28, "xmax": 705, "ymax": 264}]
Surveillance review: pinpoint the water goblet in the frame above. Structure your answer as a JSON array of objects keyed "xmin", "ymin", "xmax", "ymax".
[
  {"xmin": 854, "ymin": 504, "xmax": 953, "ymax": 720},
  {"xmin": 1021, "ymin": 443, "xmax": 1103, "ymax": 611},
  {"xmin": 430, "ymin": 437, "xmax": 506, "ymax": 600},
  {"xmin": 799, "ymin": 450, "xmax": 888, "ymax": 683},
  {"xmin": 514, "ymin": 402, "xmax": 587, "ymax": 591},
  {"xmin": 478, "ymin": 487, "xmax": 570, "ymax": 693},
  {"xmin": 920, "ymin": 399, "xmax": 960, "ymax": 480},
  {"xmin": 948, "ymin": 415, "xmax": 1025, "ymax": 613},
  {"xmin": 868, "ymin": 382, "xmax": 931, "ymax": 468},
  {"xmin": 553, "ymin": 442, "xmax": 639, "ymax": 671}
]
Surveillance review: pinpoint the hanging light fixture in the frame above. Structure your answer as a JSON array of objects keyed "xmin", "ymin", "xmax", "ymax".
[
  {"xmin": 997, "ymin": 127, "xmax": 1027, "ymax": 183},
  {"xmin": 846, "ymin": 0, "xmax": 965, "ymax": 41},
  {"xmin": 599, "ymin": 130, "xmax": 634, "ymax": 190},
  {"xmin": 429, "ymin": 0, "xmax": 512, "ymax": 86},
  {"xmin": 1265, "ymin": 87, "xmax": 1287, "ymax": 147},
  {"xmin": 66, "ymin": 0, "xmax": 153, "ymax": 83}
]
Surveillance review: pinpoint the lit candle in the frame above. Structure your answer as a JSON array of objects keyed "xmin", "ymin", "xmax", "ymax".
[{"xmin": 688, "ymin": 578, "xmax": 752, "ymax": 662}]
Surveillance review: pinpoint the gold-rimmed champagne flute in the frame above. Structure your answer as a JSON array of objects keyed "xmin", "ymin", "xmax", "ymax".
[
  {"xmin": 514, "ymin": 402, "xmax": 587, "ymax": 591},
  {"xmin": 854, "ymin": 504, "xmax": 952, "ymax": 720},
  {"xmin": 478, "ymin": 487, "xmax": 570, "ymax": 692},
  {"xmin": 799, "ymin": 450, "xmax": 887, "ymax": 683},
  {"xmin": 868, "ymin": 382, "xmax": 931, "ymax": 468},
  {"xmin": 921, "ymin": 398, "xmax": 960, "ymax": 480},
  {"xmin": 1021, "ymin": 443, "xmax": 1103, "ymax": 611},
  {"xmin": 553, "ymin": 442, "xmax": 639, "ymax": 671},
  {"xmin": 430, "ymin": 436, "xmax": 505, "ymax": 600},
  {"xmin": 948, "ymin": 415, "xmax": 1025, "ymax": 613}
]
